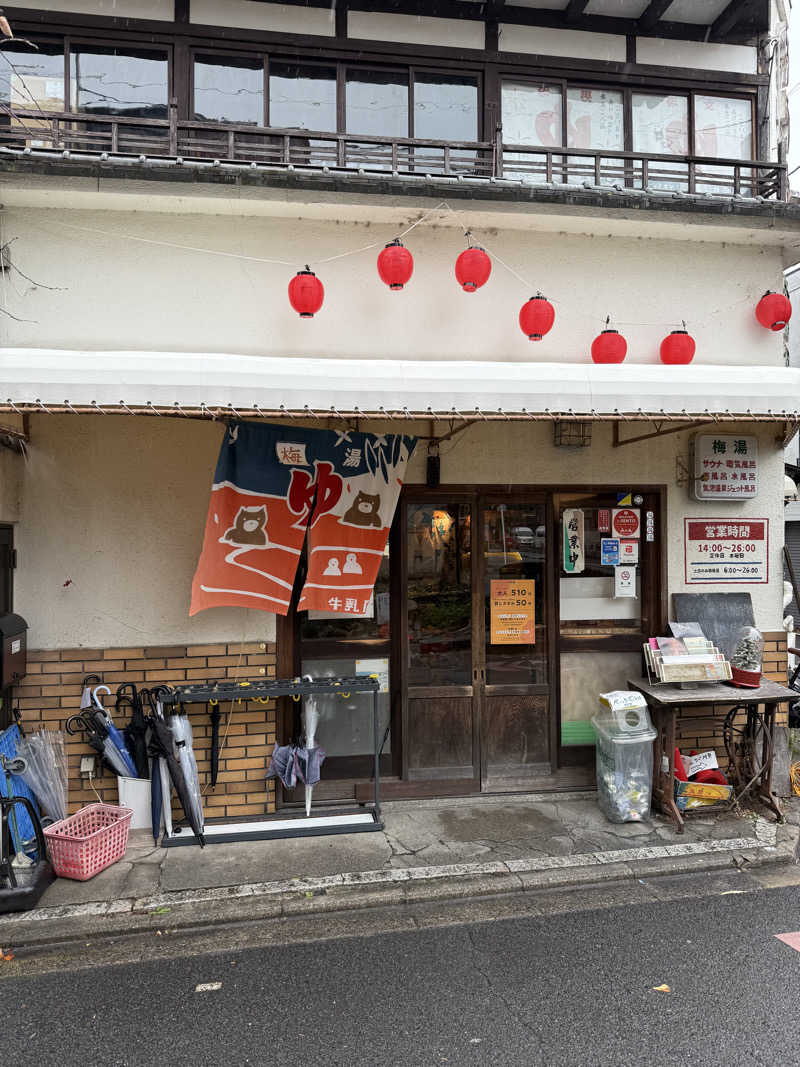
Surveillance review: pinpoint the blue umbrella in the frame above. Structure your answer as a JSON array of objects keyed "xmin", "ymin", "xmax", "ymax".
[{"xmin": 91, "ymin": 686, "xmax": 138, "ymax": 778}]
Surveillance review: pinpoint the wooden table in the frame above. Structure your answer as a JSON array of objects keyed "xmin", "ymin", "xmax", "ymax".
[{"xmin": 627, "ymin": 677, "xmax": 795, "ymax": 832}]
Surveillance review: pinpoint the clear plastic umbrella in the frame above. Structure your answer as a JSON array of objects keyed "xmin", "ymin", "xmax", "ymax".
[
  {"xmin": 15, "ymin": 730, "xmax": 68, "ymax": 824},
  {"xmin": 169, "ymin": 706, "xmax": 204, "ymax": 838},
  {"xmin": 297, "ymin": 688, "xmax": 326, "ymax": 817}
]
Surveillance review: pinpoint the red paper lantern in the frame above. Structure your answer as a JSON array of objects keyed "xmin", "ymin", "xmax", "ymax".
[
  {"xmin": 755, "ymin": 291, "xmax": 792, "ymax": 331},
  {"xmin": 377, "ymin": 239, "xmax": 413, "ymax": 290},
  {"xmin": 455, "ymin": 246, "xmax": 491, "ymax": 292},
  {"xmin": 519, "ymin": 295, "xmax": 555, "ymax": 341},
  {"xmin": 660, "ymin": 329, "xmax": 695, "ymax": 365},
  {"xmin": 591, "ymin": 328, "xmax": 627, "ymax": 364},
  {"xmin": 288, "ymin": 267, "xmax": 324, "ymax": 318}
]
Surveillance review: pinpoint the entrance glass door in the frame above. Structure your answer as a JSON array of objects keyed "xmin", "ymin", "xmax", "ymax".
[
  {"xmin": 402, "ymin": 493, "xmax": 552, "ymax": 789},
  {"xmin": 404, "ymin": 499, "xmax": 477, "ymax": 784},
  {"xmin": 482, "ymin": 500, "xmax": 552, "ymax": 785}
]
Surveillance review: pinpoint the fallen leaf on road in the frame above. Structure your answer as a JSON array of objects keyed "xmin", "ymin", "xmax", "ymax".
[
  {"xmin": 652, "ymin": 984, "xmax": 671, "ymax": 993},
  {"xmin": 1, "ymin": 949, "xmax": 14, "ymax": 962},
  {"xmin": 305, "ymin": 891, "xmax": 313, "ymax": 899},
  {"xmin": 149, "ymin": 906, "xmax": 171, "ymax": 915}
]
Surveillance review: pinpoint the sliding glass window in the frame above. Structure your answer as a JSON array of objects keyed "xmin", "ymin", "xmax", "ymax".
[
  {"xmin": 194, "ymin": 55, "xmax": 264, "ymax": 125},
  {"xmin": 269, "ymin": 62, "xmax": 336, "ymax": 131},
  {"xmin": 70, "ymin": 46, "xmax": 168, "ymax": 118}
]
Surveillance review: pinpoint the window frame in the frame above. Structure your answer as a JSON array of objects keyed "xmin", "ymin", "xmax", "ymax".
[
  {"xmin": 10, "ymin": 32, "xmax": 760, "ymax": 165},
  {"xmin": 66, "ymin": 35, "xmax": 173, "ymax": 120}
]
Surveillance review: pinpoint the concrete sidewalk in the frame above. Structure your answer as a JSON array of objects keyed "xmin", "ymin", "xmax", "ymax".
[{"xmin": 1, "ymin": 792, "xmax": 796, "ymax": 948}]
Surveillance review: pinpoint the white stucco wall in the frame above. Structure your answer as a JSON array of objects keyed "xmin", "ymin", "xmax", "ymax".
[
  {"xmin": 15, "ymin": 414, "xmax": 274, "ymax": 648},
  {"xmin": 13, "ymin": 414, "xmax": 785, "ymax": 649},
  {"xmin": 347, "ymin": 12, "xmax": 484, "ymax": 50},
  {"xmin": 499, "ymin": 25, "xmax": 627, "ymax": 63},
  {"xmin": 16, "ymin": 0, "xmax": 173, "ymax": 19},
  {"xmin": 2, "ymin": 207, "xmax": 788, "ymax": 368},
  {"xmin": 189, "ymin": 0, "xmax": 335, "ymax": 36},
  {"xmin": 635, "ymin": 38, "xmax": 758, "ymax": 75}
]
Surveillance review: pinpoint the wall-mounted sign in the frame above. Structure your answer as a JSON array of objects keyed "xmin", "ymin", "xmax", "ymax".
[
  {"xmin": 601, "ymin": 538, "xmax": 619, "ymax": 566},
  {"xmin": 645, "ymin": 510, "xmax": 656, "ymax": 543},
  {"xmin": 490, "ymin": 580, "xmax": 535, "ymax": 644},
  {"xmin": 620, "ymin": 539, "xmax": 639, "ymax": 564},
  {"xmin": 612, "ymin": 507, "xmax": 640, "ymax": 539},
  {"xmin": 684, "ymin": 518, "xmax": 768, "ymax": 584},
  {"xmin": 614, "ymin": 565, "xmax": 637, "ymax": 598},
  {"xmin": 597, "ymin": 509, "xmax": 611, "ymax": 533},
  {"xmin": 692, "ymin": 434, "xmax": 758, "ymax": 501},
  {"xmin": 563, "ymin": 508, "xmax": 585, "ymax": 574}
]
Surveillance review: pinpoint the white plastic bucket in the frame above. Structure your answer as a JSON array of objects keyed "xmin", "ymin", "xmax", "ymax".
[{"xmin": 117, "ymin": 776, "xmax": 152, "ymax": 830}]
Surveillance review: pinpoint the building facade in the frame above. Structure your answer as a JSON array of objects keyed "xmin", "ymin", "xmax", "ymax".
[{"xmin": 0, "ymin": 0, "xmax": 797, "ymax": 817}]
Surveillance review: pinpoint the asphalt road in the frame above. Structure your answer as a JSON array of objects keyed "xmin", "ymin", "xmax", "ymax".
[{"xmin": 3, "ymin": 880, "xmax": 800, "ymax": 1067}]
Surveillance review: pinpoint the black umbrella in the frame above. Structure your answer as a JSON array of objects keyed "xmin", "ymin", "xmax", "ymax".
[
  {"xmin": 209, "ymin": 704, "xmax": 221, "ymax": 788},
  {"xmin": 116, "ymin": 682, "xmax": 149, "ymax": 779},
  {"xmin": 146, "ymin": 687, "xmax": 205, "ymax": 848}
]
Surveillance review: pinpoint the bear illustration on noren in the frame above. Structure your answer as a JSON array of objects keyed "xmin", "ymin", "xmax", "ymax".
[
  {"xmin": 221, "ymin": 505, "xmax": 269, "ymax": 547},
  {"xmin": 342, "ymin": 491, "xmax": 382, "ymax": 528}
]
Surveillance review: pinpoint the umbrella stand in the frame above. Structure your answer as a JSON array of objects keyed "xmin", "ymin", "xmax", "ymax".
[{"xmin": 156, "ymin": 677, "xmax": 381, "ymax": 847}]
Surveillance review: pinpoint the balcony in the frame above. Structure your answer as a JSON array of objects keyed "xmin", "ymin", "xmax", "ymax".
[{"xmin": 5, "ymin": 106, "xmax": 789, "ymax": 202}]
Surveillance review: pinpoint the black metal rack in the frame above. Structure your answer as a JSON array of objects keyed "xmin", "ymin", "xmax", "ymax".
[{"xmin": 161, "ymin": 675, "xmax": 382, "ymax": 847}]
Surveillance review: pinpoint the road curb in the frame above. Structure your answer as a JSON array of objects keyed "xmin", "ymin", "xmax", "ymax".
[{"xmin": 1, "ymin": 817, "xmax": 794, "ymax": 951}]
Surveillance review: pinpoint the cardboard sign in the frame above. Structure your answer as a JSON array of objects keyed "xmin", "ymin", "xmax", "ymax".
[
  {"xmin": 601, "ymin": 538, "xmax": 620, "ymax": 566},
  {"xmin": 684, "ymin": 518, "xmax": 768, "ymax": 585},
  {"xmin": 490, "ymin": 580, "xmax": 535, "ymax": 644},
  {"xmin": 614, "ymin": 565, "xmax": 637, "ymax": 598},
  {"xmin": 686, "ymin": 750, "xmax": 719, "ymax": 777},
  {"xmin": 620, "ymin": 539, "xmax": 639, "ymax": 564},
  {"xmin": 612, "ymin": 508, "xmax": 640, "ymax": 539},
  {"xmin": 563, "ymin": 509, "xmax": 585, "ymax": 574}
]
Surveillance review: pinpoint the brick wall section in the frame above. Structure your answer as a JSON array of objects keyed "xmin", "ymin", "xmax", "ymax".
[
  {"xmin": 18, "ymin": 642, "xmax": 277, "ymax": 819},
  {"xmin": 675, "ymin": 630, "xmax": 789, "ymax": 761}
]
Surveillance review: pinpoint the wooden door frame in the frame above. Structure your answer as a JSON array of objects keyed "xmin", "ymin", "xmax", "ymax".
[
  {"xmin": 400, "ymin": 490, "xmax": 479, "ymax": 786},
  {"xmin": 277, "ymin": 482, "xmax": 667, "ymax": 796}
]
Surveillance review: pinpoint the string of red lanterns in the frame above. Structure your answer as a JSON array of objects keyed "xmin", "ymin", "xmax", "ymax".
[{"xmin": 287, "ymin": 245, "xmax": 791, "ymax": 365}]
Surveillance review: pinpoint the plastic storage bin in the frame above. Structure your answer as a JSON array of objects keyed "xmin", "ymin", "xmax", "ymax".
[
  {"xmin": 43, "ymin": 803, "xmax": 133, "ymax": 881},
  {"xmin": 592, "ymin": 692, "xmax": 657, "ymax": 823}
]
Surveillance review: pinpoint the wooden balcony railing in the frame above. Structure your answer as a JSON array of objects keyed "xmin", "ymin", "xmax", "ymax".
[{"xmin": 5, "ymin": 107, "xmax": 789, "ymax": 201}]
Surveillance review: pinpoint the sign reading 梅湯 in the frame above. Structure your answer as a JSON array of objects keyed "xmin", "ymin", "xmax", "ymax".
[
  {"xmin": 692, "ymin": 434, "xmax": 758, "ymax": 501},
  {"xmin": 684, "ymin": 518, "xmax": 768, "ymax": 584}
]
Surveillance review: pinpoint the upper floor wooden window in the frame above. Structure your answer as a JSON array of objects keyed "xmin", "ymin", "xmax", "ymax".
[{"xmin": 70, "ymin": 45, "xmax": 169, "ymax": 119}]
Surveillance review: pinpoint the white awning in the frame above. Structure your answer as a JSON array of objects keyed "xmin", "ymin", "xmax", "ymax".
[{"xmin": 1, "ymin": 348, "xmax": 799, "ymax": 422}]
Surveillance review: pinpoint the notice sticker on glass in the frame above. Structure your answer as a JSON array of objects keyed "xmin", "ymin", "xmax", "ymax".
[
  {"xmin": 597, "ymin": 509, "xmax": 611, "ymax": 533},
  {"xmin": 490, "ymin": 580, "xmax": 535, "ymax": 644},
  {"xmin": 614, "ymin": 565, "xmax": 637, "ymax": 598},
  {"xmin": 619, "ymin": 539, "xmax": 639, "ymax": 564},
  {"xmin": 601, "ymin": 538, "xmax": 619, "ymax": 566},
  {"xmin": 355, "ymin": 658, "xmax": 389, "ymax": 693}
]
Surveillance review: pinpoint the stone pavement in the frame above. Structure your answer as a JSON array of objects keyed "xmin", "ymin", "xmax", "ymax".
[{"xmin": 1, "ymin": 793, "xmax": 796, "ymax": 948}]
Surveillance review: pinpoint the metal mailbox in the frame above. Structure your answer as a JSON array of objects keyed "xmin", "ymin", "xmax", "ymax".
[{"xmin": 0, "ymin": 613, "xmax": 27, "ymax": 687}]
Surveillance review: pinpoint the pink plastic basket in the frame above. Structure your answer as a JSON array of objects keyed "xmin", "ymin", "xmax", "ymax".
[{"xmin": 43, "ymin": 803, "xmax": 133, "ymax": 881}]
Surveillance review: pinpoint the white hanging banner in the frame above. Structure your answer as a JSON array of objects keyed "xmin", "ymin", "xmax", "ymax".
[{"xmin": 563, "ymin": 509, "xmax": 585, "ymax": 574}]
